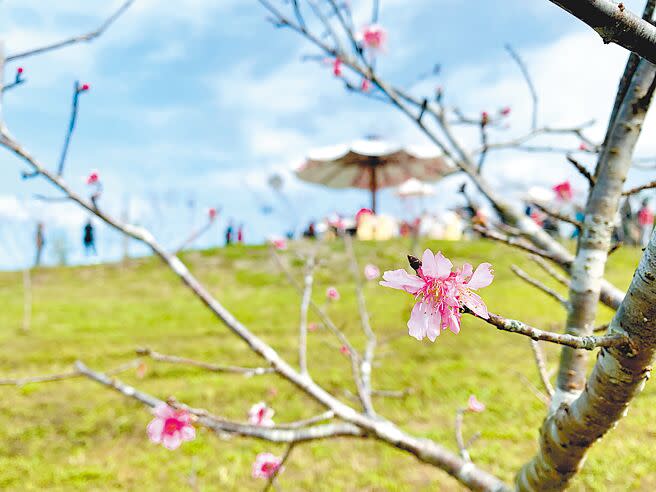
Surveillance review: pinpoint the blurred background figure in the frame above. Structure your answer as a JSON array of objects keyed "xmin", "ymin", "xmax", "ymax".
[
  {"xmin": 237, "ymin": 223, "xmax": 244, "ymax": 244},
  {"xmin": 34, "ymin": 222, "xmax": 45, "ymax": 267},
  {"xmin": 225, "ymin": 221, "xmax": 234, "ymax": 246},
  {"xmin": 83, "ymin": 220, "xmax": 96, "ymax": 256},
  {"xmin": 638, "ymin": 199, "xmax": 654, "ymax": 247}
]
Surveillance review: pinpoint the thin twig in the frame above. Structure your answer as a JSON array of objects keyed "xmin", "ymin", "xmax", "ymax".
[
  {"xmin": 344, "ymin": 235, "xmax": 376, "ymax": 417},
  {"xmin": 529, "ymin": 255, "xmax": 570, "ymax": 287},
  {"xmin": 511, "ymin": 265, "xmax": 569, "ymax": 307},
  {"xmin": 7, "ymin": 0, "xmax": 135, "ymax": 61},
  {"xmin": 529, "ymin": 340, "xmax": 554, "ymax": 398},
  {"xmin": 262, "ymin": 443, "xmax": 296, "ymax": 492},
  {"xmin": 530, "ymin": 202, "xmax": 582, "ymax": 229},
  {"xmin": 566, "ymin": 154, "xmax": 596, "ymax": 187},
  {"xmin": 56, "ymin": 81, "xmax": 83, "ymax": 176},
  {"xmin": 298, "ymin": 255, "xmax": 315, "ymax": 375},
  {"xmin": 622, "ymin": 179, "xmax": 656, "ymax": 196},
  {"xmin": 135, "ymin": 348, "xmax": 274, "ymax": 377},
  {"xmin": 505, "ymin": 44, "xmax": 538, "ymax": 131},
  {"xmin": 0, "ymin": 359, "xmax": 139, "ymax": 386},
  {"xmin": 454, "ymin": 409, "xmax": 470, "ymax": 462},
  {"xmin": 474, "ymin": 311, "xmax": 630, "ymax": 350}
]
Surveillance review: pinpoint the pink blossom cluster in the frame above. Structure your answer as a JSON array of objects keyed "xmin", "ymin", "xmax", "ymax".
[
  {"xmin": 248, "ymin": 402, "xmax": 275, "ymax": 427},
  {"xmin": 381, "ymin": 249, "xmax": 493, "ymax": 341},
  {"xmin": 146, "ymin": 404, "xmax": 196, "ymax": 450}
]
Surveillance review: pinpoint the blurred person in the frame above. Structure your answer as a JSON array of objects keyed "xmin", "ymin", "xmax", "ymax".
[
  {"xmin": 34, "ymin": 222, "xmax": 45, "ymax": 267},
  {"xmin": 638, "ymin": 199, "xmax": 654, "ymax": 247},
  {"xmin": 237, "ymin": 223, "xmax": 244, "ymax": 244},
  {"xmin": 83, "ymin": 220, "xmax": 96, "ymax": 256},
  {"xmin": 225, "ymin": 221, "xmax": 234, "ymax": 246}
]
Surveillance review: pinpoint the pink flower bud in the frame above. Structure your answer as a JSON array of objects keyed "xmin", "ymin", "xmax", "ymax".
[
  {"xmin": 333, "ymin": 58, "xmax": 342, "ymax": 77},
  {"xmin": 79, "ymin": 83, "xmax": 90, "ymax": 92},
  {"xmin": 361, "ymin": 78, "xmax": 371, "ymax": 92},
  {"xmin": 340, "ymin": 345, "xmax": 350, "ymax": 355},
  {"xmin": 17, "ymin": 67, "xmax": 24, "ymax": 75},
  {"xmin": 500, "ymin": 106, "xmax": 511, "ymax": 116},
  {"xmin": 467, "ymin": 395, "xmax": 485, "ymax": 413},
  {"xmin": 86, "ymin": 170, "xmax": 99, "ymax": 185},
  {"xmin": 208, "ymin": 207, "xmax": 218, "ymax": 220},
  {"xmin": 326, "ymin": 286, "xmax": 340, "ymax": 301}
]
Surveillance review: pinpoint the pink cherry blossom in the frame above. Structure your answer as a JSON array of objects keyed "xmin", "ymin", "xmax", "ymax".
[
  {"xmin": 146, "ymin": 404, "xmax": 195, "ymax": 450},
  {"xmin": 360, "ymin": 78, "xmax": 371, "ymax": 92},
  {"xmin": 333, "ymin": 58, "xmax": 343, "ymax": 77},
  {"xmin": 364, "ymin": 264, "xmax": 380, "ymax": 280},
  {"xmin": 467, "ymin": 395, "xmax": 485, "ymax": 413},
  {"xmin": 326, "ymin": 286, "xmax": 340, "ymax": 301},
  {"xmin": 500, "ymin": 106, "xmax": 511, "ymax": 116},
  {"xmin": 358, "ymin": 24, "xmax": 387, "ymax": 51},
  {"xmin": 208, "ymin": 207, "xmax": 218, "ymax": 220},
  {"xmin": 340, "ymin": 345, "xmax": 350, "ymax": 356},
  {"xmin": 308, "ymin": 322, "xmax": 319, "ymax": 332},
  {"xmin": 380, "ymin": 249, "xmax": 493, "ymax": 341},
  {"xmin": 269, "ymin": 237, "xmax": 287, "ymax": 250},
  {"xmin": 86, "ymin": 170, "xmax": 99, "ymax": 185},
  {"xmin": 248, "ymin": 402, "xmax": 275, "ymax": 427},
  {"xmin": 578, "ymin": 142, "xmax": 589, "ymax": 151},
  {"xmin": 252, "ymin": 452, "xmax": 282, "ymax": 479}
]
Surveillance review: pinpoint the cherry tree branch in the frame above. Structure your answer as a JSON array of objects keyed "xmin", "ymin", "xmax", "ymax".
[
  {"xmin": 566, "ymin": 154, "xmax": 596, "ymax": 187},
  {"xmin": 472, "ymin": 310, "xmax": 631, "ymax": 350},
  {"xmin": 622, "ymin": 178, "xmax": 656, "ymax": 196},
  {"xmin": 505, "ymin": 44, "xmax": 538, "ymax": 131},
  {"xmin": 298, "ymin": 255, "xmax": 315, "ymax": 376},
  {"xmin": 0, "ymin": 359, "xmax": 139, "ymax": 386},
  {"xmin": 545, "ymin": 0, "xmax": 656, "ymax": 64},
  {"xmin": 529, "ymin": 202, "xmax": 582, "ymax": 228},
  {"xmin": 511, "ymin": 265, "xmax": 569, "ymax": 307},
  {"xmin": 530, "ymin": 254, "xmax": 571, "ymax": 288},
  {"xmin": 529, "ymin": 340, "xmax": 555, "ymax": 398},
  {"xmin": 135, "ymin": 348, "xmax": 275, "ymax": 376},
  {"xmin": 344, "ymin": 235, "xmax": 377, "ymax": 417},
  {"xmin": 6, "ymin": 0, "xmax": 135, "ymax": 62},
  {"xmin": 454, "ymin": 409, "xmax": 472, "ymax": 462}
]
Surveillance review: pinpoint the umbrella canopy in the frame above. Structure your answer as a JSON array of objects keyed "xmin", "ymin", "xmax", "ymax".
[
  {"xmin": 396, "ymin": 178, "xmax": 435, "ymax": 198},
  {"xmin": 297, "ymin": 138, "xmax": 452, "ymax": 213}
]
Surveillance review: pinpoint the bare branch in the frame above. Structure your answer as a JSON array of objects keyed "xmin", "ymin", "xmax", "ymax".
[
  {"xmin": 57, "ymin": 81, "xmax": 84, "ymax": 176},
  {"xmin": 344, "ymin": 235, "xmax": 376, "ymax": 416},
  {"xmin": 454, "ymin": 409, "xmax": 471, "ymax": 462},
  {"xmin": 529, "ymin": 255, "xmax": 570, "ymax": 288},
  {"xmin": 566, "ymin": 154, "xmax": 596, "ymax": 187},
  {"xmin": 473, "ymin": 310, "xmax": 631, "ymax": 350},
  {"xmin": 622, "ymin": 178, "xmax": 656, "ymax": 196},
  {"xmin": 262, "ymin": 443, "xmax": 295, "ymax": 492},
  {"xmin": 545, "ymin": 0, "xmax": 656, "ymax": 64},
  {"xmin": 511, "ymin": 264, "xmax": 569, "ymax": 307},
  {"xmin": 530, "ymin": 202, "xmax": 582, "ymax": 228},
  {"xmin": 529, "ymin": 340, "xmax": 555, "ymax": 398},
  {"xmin": 135, "ymin": 348, "xmax": 274, "ymax": 377},
  {"xmin": 505, "ymin": 44, "xmax": 538, "ymax": 131},
  {"xmin": 7, "ymin": 0, "xmax": 135, "ymax": 62},
  {"xmin": 298, "ymin": 255, "xmax": 315, "ymax": 375},
  {"xmin": 0, "ymin": 359, "xmax": 139, "ymax": 386}
]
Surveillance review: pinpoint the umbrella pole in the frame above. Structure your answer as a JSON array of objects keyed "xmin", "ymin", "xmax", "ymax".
[{"xmin": 370, "ymin": 165, "xmax": 377, "ymax": 213}]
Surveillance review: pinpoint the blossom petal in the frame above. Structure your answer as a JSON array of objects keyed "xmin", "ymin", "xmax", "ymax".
[
  {"xmin": 162, "ymin": 432, "xmax": 182, "ymax": 450},
  {"xmin": 468, "ymin": 263, "xmax": 494, "ymax": 290},
  {"xmin": 180, "ymin": 425, "xmax": 196, "ymax": 442},
  {"xmin": 153, "ymin": 403, "xmax": 174, "ymax": 419},
  {"xmin": 434, "ymin": 251, "xmax": 453, "ymax": 279},
  {"xmin": 447, "ymin": 310, "xmax": 461, "ymax": 334},
  {"xmin": 407, "ymin": 302, "xmax": 428, "ymax": 340},
  {"xmin": 426, "ymin": 308, "xmax": 441, "ymax": 342},
  {"xmin": 380, "ymin": 269, "xmax": 424, "ymax": 294},
  {"xmin": 146, "ymin": 418, "xmax": 164, "ymax": 443},
  {"xmin": 462, "ymin": 291, "xmax": 489, "ymax": 319}
]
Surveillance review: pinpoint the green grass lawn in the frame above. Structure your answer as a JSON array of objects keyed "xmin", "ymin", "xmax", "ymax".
[{"xmin": 0, "ymin": 238, "xmax": 653, "ymax": 491}]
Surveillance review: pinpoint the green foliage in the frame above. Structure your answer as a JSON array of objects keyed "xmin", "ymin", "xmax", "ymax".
[{"xmin": 0, "ymin": 240, "xmax": 651, "ymax": 490}]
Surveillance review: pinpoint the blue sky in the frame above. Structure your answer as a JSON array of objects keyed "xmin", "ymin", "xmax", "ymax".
[{"xmin": 1, "ymin": 0, "xmax": 655, "ymax": 268}]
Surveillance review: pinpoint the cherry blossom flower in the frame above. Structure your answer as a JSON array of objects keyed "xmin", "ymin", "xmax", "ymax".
[
  {"xmin": 17, "ymin": 67, "xmax": 23, "ymax": 75},
  {"xmin": 146, "ymin": 404, "xmax": 195, "ymax": 450},
  {"xmin": 500, "ymin": 106, "xmax": 511, "ymax": 116},
  {"xmin": 326, "ymin": 286, "xmax": 340, "ymax": 301},
  {"xmin": 252, "ymin": 452, "xmax": 282, "ymax": 479},
  {"xmin": 380, "ymin": 249, "xmax": 493, "ymax": 341},
  {"xmin": 467, "ymin": 395, "xmax": 485, "ymax": 413},
  {"xmin": 248, "ymin": 402, "xmax": 275, "ymax": 427},
  {"xmin": 308, "ymin": 322, "xmax": 319, "ymax": 332},
  {"xmin": 360, "ymin": 78, "xmax": 371, "ymax": 92},
  {"xmin": 333, "ymin": 58, "xmax": 343, "ymax": 77},
  {"xmin": 358, "ymin": 24, "xmax": 387, "ymax": 52},
  {"xmin": 481, "ymin": 111, "xmax": 489, "ymax": 126},
  {"xmin": 364, "ymin": 264, "xmax": 380, "ymax": 280},
  {"xmin": 578, "ymin": 142, "xmax": 589, "ymax": 151},
  {"xmin": 208, "ymin": 207, "xmax": 218, "ymax": 221},
  {"xmin": 79, "ymin": 83, "xmax": 90, "ymax": 92},
  {"xmin": 269, "ymin": 237, "xmax": 287, "ymax": 250},
  {"xmin": 552, "ymin": 180, "xmax": 573, "ymax": 201},
  {"xmin": 340, "ymin": 345, "xmax": 350, "ymax": 356},
  {"xmin": 86, "ymin": 170, "xmax": 100, "ymax": 185}
]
